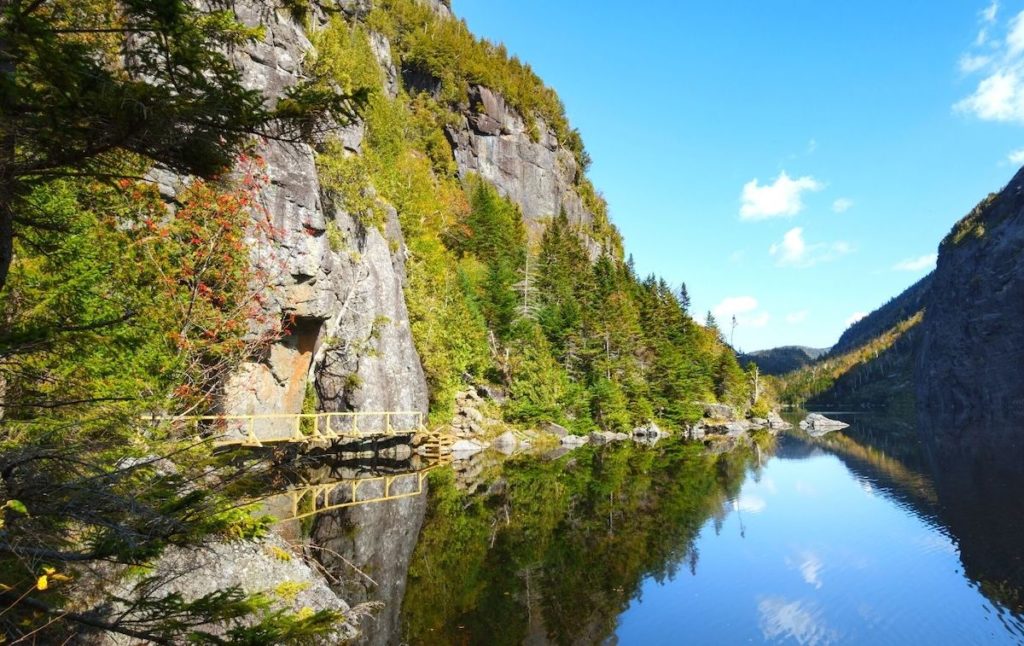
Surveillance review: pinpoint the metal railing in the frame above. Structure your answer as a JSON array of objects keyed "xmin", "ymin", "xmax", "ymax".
[
  {"xmin": 279, "ymin": 465, "xmax": 440, "ymax": 521},
  {"xmin": 149, "ymin": 411, "xmax": 426, "ymax": 447}
]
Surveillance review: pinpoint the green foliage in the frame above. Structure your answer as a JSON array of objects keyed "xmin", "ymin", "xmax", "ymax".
[
  {"xmin": 307, "ymin": 2, "xmax": 759, "ymax": 431},
  {"xmin": 1, "ymin": 161, "xmax": 279, "ymax": 428},
  {"xmin": 309, "ymin": 18, "xmax": 385, "ymax": 96},
  {"xmin": 325, "ymin": 220, "xmax": 345, "ymax": 252},
  {"xmin": 943, "ymin": 192, "xmax": 997, "ymax": 247},
  {"xmin": 778, "ymin": 312, "xmax": 924, "ymax": 407},
  {"xmin": 714, "ymin": 350, "xmax": 748, "ymax": 408},
  {"xmin": 403, "ymin": 439, "xmax": 769, "ymax": 644},
  {"xmin": 317, "ymin": 140, "xmax": 386, "ymax": 230},
  {"xmin": 0, "ymin": 166, "xmax": 338, "ymax": 640},
  {"xmin": 0, "ymin": 0, "xmax": 363, "ymax": 290},
  {"xmin": 367, "ymin": 0, "xmax": 586, "ymax": 166},
  {"xmin": 504, "ymin": 322, "xmax": 570, "ymax": 423}
]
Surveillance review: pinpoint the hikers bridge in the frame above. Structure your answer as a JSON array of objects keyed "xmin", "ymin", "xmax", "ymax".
[{"xmin": 152, "ymin": 410, "xmax": 432, "ymax": 448}]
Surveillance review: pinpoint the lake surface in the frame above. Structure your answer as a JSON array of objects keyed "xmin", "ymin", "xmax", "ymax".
[{"xmin": 282, "ymin": 415, "xmax": 1024, "ymax": 644}]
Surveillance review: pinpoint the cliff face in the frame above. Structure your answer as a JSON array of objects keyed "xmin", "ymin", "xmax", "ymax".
[
  {"xmin": 806, "ymin": 167, "xmax": 1024, "ymax": 426},
  {"xmin": 178, "ymin": 1, "xmax": 433, "ymax": 440},
  {"xmin": 193, "ymin": 0, "xmax": 614, "ymax": 438},
  {"xmin": 916, "ymin": 168, "xmax": 1024, "ymax": 427},
  {"xmin": 447, "ymin": 85, "xmax": 603, "ymax": 257}
]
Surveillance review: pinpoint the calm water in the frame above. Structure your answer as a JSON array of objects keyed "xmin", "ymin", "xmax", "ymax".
[{"xmin": 284, "ymin": 416, "xmax": 1024, "ymax": 645}]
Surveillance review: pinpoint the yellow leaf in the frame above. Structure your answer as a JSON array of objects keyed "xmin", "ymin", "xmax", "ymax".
[
  {"xmin": 36, "ymin": 575, "xmax": 48, "ymax": 591},
  {"xmin": 42, "ymin": 566, "xmax": 55, "ymax": 575}
]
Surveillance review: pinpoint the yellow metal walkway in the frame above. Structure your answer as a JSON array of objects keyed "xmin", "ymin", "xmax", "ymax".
[
  {"xmin": 151, "ymin": 411, "xmax": 426, "ymax": 447},
  {"xmin": 278, "ymin": 463, "xmax": 446, "ymax": 521}
]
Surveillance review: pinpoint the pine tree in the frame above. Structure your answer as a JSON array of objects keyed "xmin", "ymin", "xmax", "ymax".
[{"xmin": 679, "ymin": 282, "xmax": 691, "ymax": 312}]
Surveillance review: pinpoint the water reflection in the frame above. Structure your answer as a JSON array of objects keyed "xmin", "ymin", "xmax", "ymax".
[{"xmin": 254, "ymin": 416, "xmax": 1024, "ymax": 644}]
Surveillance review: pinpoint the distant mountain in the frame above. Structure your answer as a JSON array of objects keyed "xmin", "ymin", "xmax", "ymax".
[{"xmin": 739, "ymin": 346, "xmax": 828, "ymax": 376}]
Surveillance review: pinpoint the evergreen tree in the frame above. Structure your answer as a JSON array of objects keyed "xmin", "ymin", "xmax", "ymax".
[
  {"xmin": 679, "ymin": 282, "xmax": 691, "ymax": 312},
  {"xmin": 706, "ymin": 311, "xmax": 720, "ymax": 339},
  {"xmin": 0, "ymin": 0, "xmax": 364, "ymax": 290}
]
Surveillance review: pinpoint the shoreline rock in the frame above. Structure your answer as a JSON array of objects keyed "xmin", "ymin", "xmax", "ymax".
[{"xmin": 799, "ymin": 413, "xmax": 850, "ymax": 436}]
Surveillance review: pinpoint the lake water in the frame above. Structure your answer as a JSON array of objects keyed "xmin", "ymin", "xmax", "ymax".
[{"xmin": 282, "ymin": 415, "xmax": 1024, "ymax": 645}]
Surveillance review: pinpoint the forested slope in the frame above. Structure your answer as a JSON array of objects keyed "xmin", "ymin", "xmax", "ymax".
[{"xmin": 0, "ymin": 0, "xmax": 759, "ymax": 640}]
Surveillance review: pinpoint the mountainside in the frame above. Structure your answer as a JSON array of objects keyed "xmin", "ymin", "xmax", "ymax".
[
  {"xmin": 739, "ymin": 346, "xmax": 827, "ymax": 376},
  {"xmin": 917, "ymin": 169, "xmax": 1024, "ymax": 427},
  {"xmin": 784, "ymin": 167, "xmax": 1024, "ymax": 424},
  {"xmin": 208, "ymin": 0, "xmax": 758, "ymax": 433},
  {"xmin": 829, "ymin": 275, "xmax": 932, "ymax": 357},
  {"xmin": 0, "ymin": 0, "xmax": 763, "ymax": 639}
]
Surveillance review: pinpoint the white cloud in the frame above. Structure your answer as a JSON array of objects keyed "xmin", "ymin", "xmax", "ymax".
[
  {"xmin": 710, "ymin": 296, "xmax": 771, "ymax": 330},
  {"xmin": 959, "ymin": 53, "xmax": 992, "ymax": 73},
  {"xmin": 712, "ymin": 296, "xmax": 758, "ymax": 318},
  {"xmin": 786, "ymin": 310, "xmax": 809, "ymax": 324},
  {"xmin": 974, "ymin": 2, "xmax": 999, "ymax": 46},
  {"xmin": 747, "ymin": 312, "xmax": 772, "ymax": 328},
  {"xmin": 846, "ymin": 312, "xmax": 867, "ymax": 327},
  {"xmin": 956, "ymin": 9, "xmax": 1024, "ymax": 123},
  {"xmin": 1010, "ymin": 11, "xmax": 1024, "ymax": 54},
  {"xmin": 771, "ymin": 228, "xmax": 807, "ymax": 265},
  {"xmin": 955, "ymin": 71, "xmax": 1024, "ymax": 121},
  {"xmin": 734, "ymin": 495, "xmax": 767, "ymax": 514},
  {"xmin": 770, "ymin": 227, "xmax": 852, "ymax": 268},
  {"xmin": 892, "ymin": 253, "xmax": 937, "ymax": 272},
  {"xmin": 831, "ymin": 197, "xmax": 854, "ymax": 213},
  {"xmin": 983, "ymin": 1, "xmax": 1000, "ymax": 24},
  {"xmin": 1009, "ymin": 148, "xmax": 1024, "ymax": 164},
  {"xmin": 740, "ymin": 172, "xmax": 824, "ymax": 220},
  {"xmin": 785, "ymin": 551, "xmax": 825, "ymax": 589}
]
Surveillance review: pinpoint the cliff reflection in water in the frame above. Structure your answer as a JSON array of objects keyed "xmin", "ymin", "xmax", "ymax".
[
  {"xmin": 916, "ymin": 415, "xmax": 1024, "ymax": 616},
  {"xmin": 804, "ymin": 413, "xmax": 1024, "ymax": 626}
]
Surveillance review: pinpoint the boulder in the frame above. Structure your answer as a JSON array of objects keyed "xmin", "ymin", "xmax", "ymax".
[
  {"xmin": 698, "ymin": 403, "xmax": 737, "ymax": 421},
  {"xmin": 450, "ymin": 439, "xmax": 485, "ymax": 458},
  {"xmin": 492, "ymin": 431, "xmax": 518, "ymax": 451},
  {"xmin": 560, "ymin": 434, "xmax": 590, "ymax": 447},
  {"xmin": 767, "ymin": 411, "xmax": 792, "ymax": 430},
  {"xmin": 543, "ymin": 422, "xmax": 569, "ymax": 438},
  {"xmin": 799, "ymin": 413, "xmax": 849, "ymax": 436},
  {"xmin": 542, "ymin": 447, "xmax": 572, "ymax": 461},
  {"xmin": 723, "ymin": 421, "xmax": 750, "ymax": 437},
  {"xmin": 462, "ymin": 406, "xmax": 484, "ymax": 423},
  {"xmin": 633, "ymin": 421, "xmax": 668, "ymax": 439},
  {"xmin": 476, "ymin": 384, "xmax": 507, "ymax": 403}
]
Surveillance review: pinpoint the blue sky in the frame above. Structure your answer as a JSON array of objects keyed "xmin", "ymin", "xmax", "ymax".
[{"xmin": 454, "ymin": 0, "xmax": 1024, "ymax": 351}]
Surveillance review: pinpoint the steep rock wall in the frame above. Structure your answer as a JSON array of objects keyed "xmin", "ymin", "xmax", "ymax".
[
  {"xmin": 447, "ymin": 86, "xmax": 603, "ymax": 257},
  {"xmin": 807, "ymin": 166, "xmax": 1024, "ymax": 426},
  {"xmin": 311, "ymin": 485, "xmax": 428, "ymax": 645},
  {"xmin": 204, "ymin": 2, "xmax": 428, "ymax": 439},
  {"xmin": 916, "ymin": 167, "xmax": 1024, "ymax": 427}
]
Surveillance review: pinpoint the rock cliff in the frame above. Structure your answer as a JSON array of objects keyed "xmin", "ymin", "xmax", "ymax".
[
  {"xmin": 447, "ymin": 85, "xmax": 604, "ymax": 257},
  {"xmin": 170, "ymin": 1, "xmax": 432, "ymax": 441},
  {"xmin": 195, "ymin": 0, "xmax": 612, "ymax": 439},
  {"xmin": 807, "ymin": 166, "xmax": 1024, "ymax": 426},
  {"xmin": 916, "ymin": 168, "xmax": 1024, "ymax": 427}
]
